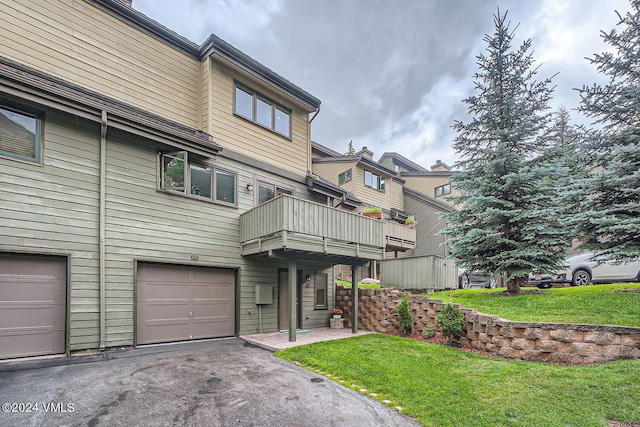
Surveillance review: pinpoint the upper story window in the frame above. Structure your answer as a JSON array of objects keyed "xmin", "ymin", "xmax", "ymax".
[
  {"xmin": 338, "ymin": 169, "xmax": 352, "ymax": 185},
  {"xmin": 160, "ymin": 152, "xmax": 236, "ymax": 206},
  {"xmin": 257, "ymin": 180, "xmax": 293, "ymax": 205},
  {"xmin": 435, "ymin": 183, "xmax": 451, "ymax": 198},
  {"xmin": 234, "ymin": 83, "xmax": 291, "ymax": 138},
  {"xmin": 0, "ymin": 105, "xmax": 41, "ymax": 163},
  {"xmin": 364, "ymin": 170, "xmax": 385, "ymax": 192}
]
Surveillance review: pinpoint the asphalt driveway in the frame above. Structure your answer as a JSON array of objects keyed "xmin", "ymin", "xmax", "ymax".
[{"xmin": 0, "ymin": 338, "xmax": 418, "ymax": 426}]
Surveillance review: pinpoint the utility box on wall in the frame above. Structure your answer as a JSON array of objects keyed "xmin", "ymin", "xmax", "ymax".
[{"xmin": 255, "ymin": 285, "xmax": 273, "ymax": 305}]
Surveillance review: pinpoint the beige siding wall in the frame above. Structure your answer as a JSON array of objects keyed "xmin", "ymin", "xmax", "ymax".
[
  {"xmin": 1, "ymin": 0, "xmax": 200, "ymax": 128},
  {"xmin": 404, "ymin": 193, "xmax": 450, "ymax": 258},
  {"xmin": 403, "ymin": 175, "xmax": 460, "ymax": 199},
  {"xmin": 207, "ymin": 59, "xmax": 311, "ymax": 177},
  {"xmin": 311, "ymin": 161, "xmax": 358, "ymax": 193},
  {"xmin": 390, "ymin": 179, "xmax": 404, "ymax": 211},
  {"xmin": 314, "ymin": 162, "xmax": 404, "ymax": 212},
  {"xmin": 0, "ymin": 109, "xmax": 101, "ymax": 351},
  {"xmin": 356, "ymin": 166, "xmax": 393, "ymax": 210}
]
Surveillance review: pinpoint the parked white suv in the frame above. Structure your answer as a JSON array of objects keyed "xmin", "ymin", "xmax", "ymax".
[{"xmin": 531, "ymin": 252, "xmax": 640, "ymax": 288}]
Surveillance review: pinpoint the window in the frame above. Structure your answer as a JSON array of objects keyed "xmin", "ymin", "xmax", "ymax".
[
  {"xmin": 234, "ymin": 86, "xmax": 253, "ymax": 119},
  {"xmin": 234, "ymin": 83, "xmax": 291, "ymax": 137},
  {"xmin": 275, "ymin": 107, "xmax": 290, "ymax": 135},
  {"xmin": 257, "ymin": 180, "xmax": 293, "ymax": 205},
  {"xmin": 0, "ymin": 105, "xmax": 41, "ymax": 162},
  {"xmin": 256, "ymin": 98, "xmax": 273, "ymax": 128},
  {"xmin": 160, "ymin": 151, "xmax": 236, "ymax": 205},
  {"xmin": 364, "ymin": 170, "xmax": 385, "ymax": 192},
  {"xmin": 435, "ymin": 183, "xmax": 451, "ymax": 198},
  {"xmin": 338, "ymin": 169, "xmax": 352, "ymax": 185},
  {"xmin": 215, "ymin": 170, "xmax": 236, "ymax": 204},
  {"xmin": 314, "ymin": 273, "xmax": 328, "ymax": 308}
]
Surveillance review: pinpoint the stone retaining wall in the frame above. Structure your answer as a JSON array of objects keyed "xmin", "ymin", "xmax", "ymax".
[{"xmin": 335, "ymin": 286, "xmax": 640, "ymax": 364}]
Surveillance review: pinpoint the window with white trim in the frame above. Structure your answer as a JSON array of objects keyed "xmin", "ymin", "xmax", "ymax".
[
  {"xmin": 0, "ymin": 104, "xmax": 41, "ymax": 163},
  {"xmin": 234, "ymin": 83, "xmax": 291, "ymax": 138},
  {"xmin": 364, "ymin": 170, "xmax": 385, "ymax": 192},
  {"xmin": 160, "ymin": 152, "xmax": 236, "ymax": 205}
]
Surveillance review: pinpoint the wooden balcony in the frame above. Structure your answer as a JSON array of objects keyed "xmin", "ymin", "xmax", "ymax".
[
  {"xmin": 240, "ymin": 195, "xmax": 386, "ymax": 263},
  {"xmin": 385, "ymin": 221, "xmax": 416, "ymax": 250}
]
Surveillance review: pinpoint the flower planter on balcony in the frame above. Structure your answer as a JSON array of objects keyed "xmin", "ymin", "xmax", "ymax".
[{"xmin": 363, "ymin": 212, "xmax": 382, "ymax": 219}]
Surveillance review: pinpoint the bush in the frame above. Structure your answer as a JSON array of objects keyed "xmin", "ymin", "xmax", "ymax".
[
  {"xmin": 436, "ymin": 303, "xmax": 465, "ymax": 342},
  {"xmin": 398, "ymin": 294, "xmax": 413, "ymax": 335},
  {"xmin": 424, "ymin": 326, "xmax": 436, "ymax": 339}
]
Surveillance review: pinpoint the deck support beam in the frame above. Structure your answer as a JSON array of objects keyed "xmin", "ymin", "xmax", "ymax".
[
  {"xmin": 351, "ymin": 264, "xmax": 358, "ymax": 334},
  {"xmin": 288, "ymin": 258, "xmax": 297, "ymax": 342}
]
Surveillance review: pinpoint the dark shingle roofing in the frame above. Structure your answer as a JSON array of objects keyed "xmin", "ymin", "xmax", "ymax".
[{"xmin": 378, "ymin": 152, "xmax": 428, "ymax": 172}]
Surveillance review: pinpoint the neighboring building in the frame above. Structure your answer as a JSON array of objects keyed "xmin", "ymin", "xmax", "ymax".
[
  {"xmin": 0, "ymin": 0, "xmax": 382, "ymax": 359},
  {"xmin": 311, "ymin": 142, "xmax": 455, "ymax": 280},
  {"xmin": 380, "ymin": 153, "xmax": 460, "ymax": 200},
  {"xmin": 403, "ymin": 187, "xmax": 454, "ymax": 258}
]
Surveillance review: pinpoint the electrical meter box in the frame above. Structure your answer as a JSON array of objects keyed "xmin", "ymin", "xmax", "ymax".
[{"xmin": 255, "ymin": 285, "xmax": 273, "ymax": 305}]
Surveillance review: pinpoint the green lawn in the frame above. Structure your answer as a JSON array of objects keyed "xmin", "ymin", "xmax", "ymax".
[
  {"xmin": 277, "ymin": 334, "xmax": 640, "ymax": 427},
  {"xmin": 335, "ymin": 279, "xmax": 381, "ymax": 289},
  {"xmin": 427, "ymin": 283, "xmax": 640, "ymax": 327}
]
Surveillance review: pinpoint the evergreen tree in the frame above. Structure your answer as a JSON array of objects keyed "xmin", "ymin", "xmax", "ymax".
[
  {"xmin": 444, "ymin": 9, "xmax": 570, "ymax": 293},
  {"xmin": 571, "ymin": 1, "xmax": 640, "ymax": 262},
  {"xmin": 550, "ymin": 105, "xmax": 579, "ymax": 150},
  {"xmin": 546, "ymin": 107, "xmax": 589, "ymax": 220}
]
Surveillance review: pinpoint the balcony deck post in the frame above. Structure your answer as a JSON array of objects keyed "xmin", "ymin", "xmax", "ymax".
[
  {"xmin": 288, "ymin": 258, "xmax": 297, "ymax": 342},
  {"xmin": 351, "ymin": 264, "xmax": 358, "ymax": 334}
]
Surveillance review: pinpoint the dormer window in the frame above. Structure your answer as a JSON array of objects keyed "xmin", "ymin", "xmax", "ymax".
[
  {"xmin": 435, "ymin": 183, "xmax": 451, "ymax": 198},
  {"xmin": 338, "ymin": 169, "xmax": 352, "ymax": 185},
  {"xmin": 364, "ymin": 170, "xmax": 385, "ymax": 192},
  {"xmin": 234, "ymin": 83, "xmax": 291, "ymax": 138}
]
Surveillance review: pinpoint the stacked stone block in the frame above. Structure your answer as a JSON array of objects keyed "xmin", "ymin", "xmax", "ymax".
[{"xmin": 335, "ymin": 285, "xmax": 640, "ymax": 364}]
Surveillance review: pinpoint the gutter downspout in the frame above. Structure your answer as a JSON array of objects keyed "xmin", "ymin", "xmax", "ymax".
[
  {"xmin": 99, "ymin": 111, "xmax": 107, "ymax": 351},
  {"xmin": 307, "ymin": 106, "xmax": 320, "ymax": 190},
  {"xmin": 309, "ymin": 105, "xmax": 320, "ymax": 123}
]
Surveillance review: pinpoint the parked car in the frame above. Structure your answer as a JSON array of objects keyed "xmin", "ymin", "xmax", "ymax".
[
  {"xmin": 530, "ymin": 252, "xmax": 640, "ymax": 289},
  {"xmin": 458, "ymin": 270, "xmax": 502, "ymax": 289}
]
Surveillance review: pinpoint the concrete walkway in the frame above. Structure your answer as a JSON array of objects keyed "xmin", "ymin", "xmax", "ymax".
[{"xmin": 241, "ymin": 327, "xmax": 375, "ymax": 351}]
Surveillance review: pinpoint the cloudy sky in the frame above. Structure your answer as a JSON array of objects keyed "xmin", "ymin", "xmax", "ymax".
[{"xmin": 134, "ymin": 0, "xmax": 630, "ymax": 169}]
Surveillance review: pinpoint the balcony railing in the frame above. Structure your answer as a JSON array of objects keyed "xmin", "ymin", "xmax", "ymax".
[
  {"xmin": 240, "ymin": 195, "xmax": 386, "ymax": 262},
  {"xmin": 385, "ymin": 221, "xmax": 416, "ymax": 250}
]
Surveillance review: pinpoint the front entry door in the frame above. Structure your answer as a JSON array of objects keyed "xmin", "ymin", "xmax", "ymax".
[{"xmin": 278, "ymin": 270, "xmax": 301, "ymax": 331}]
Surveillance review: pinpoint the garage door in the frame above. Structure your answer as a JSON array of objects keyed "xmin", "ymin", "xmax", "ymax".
[
  {"xmin": 136, "ymin": 263, "xmax": 235, "ymax": 345},
  {"xmin": 0, "ymin": 254, "xmax": 66, "ymax": 360}
]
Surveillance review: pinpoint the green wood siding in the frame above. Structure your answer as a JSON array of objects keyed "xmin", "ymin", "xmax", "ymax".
[
  {"xmin": 404, "ymin": 192, "xmax": 450, "ymax": 258},
  {"xmin": 1, "ymin": 110, "xmax": 347, "ymax": 350},
  {"xmin": 380, "ymin": 256, "xmax": 457, "ymax": 290},
  {"xmin": 0, "ymin": 110, "xmax": 101, "ymax": 351}
]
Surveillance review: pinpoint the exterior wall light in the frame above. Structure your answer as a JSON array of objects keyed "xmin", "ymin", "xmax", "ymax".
[{"xmin": 246, "ymin": 183, "xmax": 253, "ymax": 192}]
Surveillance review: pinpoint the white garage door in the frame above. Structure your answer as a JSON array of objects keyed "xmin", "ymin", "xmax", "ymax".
[
  {"xmin": 136, "ymin": 263, "xmax": 235, "ymax": 345},
  {"xmin": 0, "ymin": 254, "xmax": 66, "ymax": 360}
]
